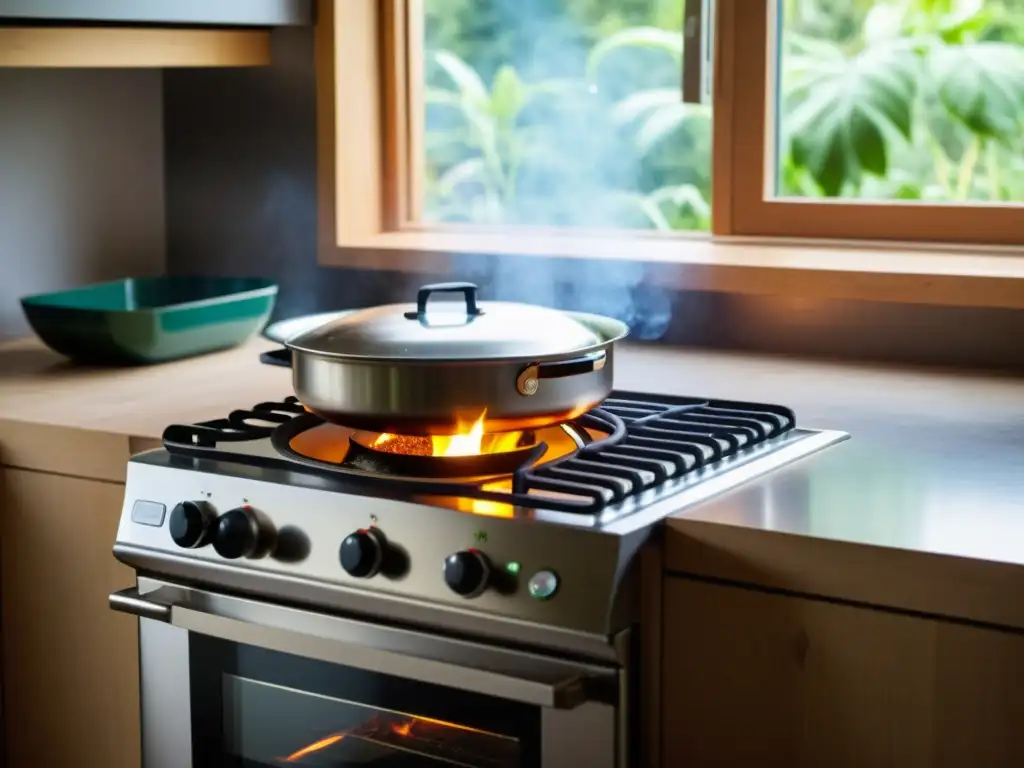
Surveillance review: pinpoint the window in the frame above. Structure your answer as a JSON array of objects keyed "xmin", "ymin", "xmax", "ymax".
[
  {"xmin": 728, "ymin": 0, "xmax": 1024, "ymax": 244},
  {"xmin": 418, "ymin": 0, "xmax": 711, "ymax": 233},
  {"xmin": 776, "ymin": 1, "xmax": 1024, "ymax": 204},
  {"xmin": 316, "ymin": 1, "xmax": 1024, "ymax": 302}
]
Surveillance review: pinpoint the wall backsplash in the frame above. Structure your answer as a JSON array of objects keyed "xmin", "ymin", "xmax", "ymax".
[
  {"xmin": 0, "ymin": 69, "xmax": 165, "ymax": 339},
  {"xmin": 165, "ymin": 28, "xmax": 1023, "ymax": 371}
]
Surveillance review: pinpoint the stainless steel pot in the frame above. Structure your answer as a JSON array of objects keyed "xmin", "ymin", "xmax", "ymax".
[{"xmin": 285, "ymin": 282, "xmax": 629, "ymax": 434}]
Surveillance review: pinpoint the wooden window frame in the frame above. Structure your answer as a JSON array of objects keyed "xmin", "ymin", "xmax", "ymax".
[
  {"xmin": 315, "ymin": 0, "xmax": 1024, "ymax": 309},
  {"xmin": 724, "ymin": 2, "xmax": 1024, "ymax": 245}
]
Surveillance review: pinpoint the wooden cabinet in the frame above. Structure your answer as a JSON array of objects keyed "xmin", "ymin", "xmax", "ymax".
[
  {"xmin": 0, "ymin": 0, "xmax": 313, "ymax": 68},
  {"xmin": 0, "ymin": 27, "xmax": 271, "ymax": 68},
  {"xmin": 0, "ymin": 468, "xmax": 139, "ymax": 768},
  {"xmin": 662, "ymin": 576, "xmax": 1024, "ymax": 768}
]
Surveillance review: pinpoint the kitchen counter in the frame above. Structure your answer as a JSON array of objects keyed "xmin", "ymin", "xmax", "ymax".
[
  {"xmin": 630, "ymin": 347, "xmax": 1024, "ymax": 631},
  {"xmin": 0, "ymin": 335, "xmax": 294, "ymax": 481},
  {"xmin": 2, "ymin": 334, "xmax": 1023, "ymax": 627}
]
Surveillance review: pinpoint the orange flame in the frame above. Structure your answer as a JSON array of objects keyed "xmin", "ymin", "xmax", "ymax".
[
  {"xmin": 431, "ymin": 412, "xmax": 487, "ymax": 456},
  {"xmin": 390, "ymin": 720, "xmax": 414, "ymax": 736},
  {"xmin": 282, "ymin": 732, "xmax": 346, "ymax": 762},
  {"xmin": 282, "ymin": 715, "xmax": 499, "ymax": 762},
  {"xmin": 403, "ymin": 714, "xmax": 492, "ymax": 735},
  {"xmin": 373, "ymin": 411, "xmax": 526, "ymax": 458},
  {"xmin": 455, "ymin": 480, "xmax": 516, "ymax": 518}
]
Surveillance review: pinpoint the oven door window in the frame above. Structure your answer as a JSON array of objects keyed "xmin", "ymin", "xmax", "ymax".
[{"xmin": 190, "ymin": 635, "xmax": 541, "ymax": 767}]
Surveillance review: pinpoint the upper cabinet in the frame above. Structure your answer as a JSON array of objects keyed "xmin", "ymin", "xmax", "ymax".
[{"xmin": 0, "ymin": 0, "xmax": 312, "ymax": 68}]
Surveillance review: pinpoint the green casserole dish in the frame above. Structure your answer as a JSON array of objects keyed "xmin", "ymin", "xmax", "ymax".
[{"xmin": 20, "ymin": 276, "xmax": 278, "ymax": 365}]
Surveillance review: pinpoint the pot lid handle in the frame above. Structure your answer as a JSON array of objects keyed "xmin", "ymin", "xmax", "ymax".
[{"xmin": 403, "ymin": 282, "xmax": 484, "ymax": 323}]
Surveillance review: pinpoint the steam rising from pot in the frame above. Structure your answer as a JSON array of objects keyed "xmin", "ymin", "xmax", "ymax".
[
  {"xmin": 419, "ymin": 0, "xmax": 692, "ymax": 341},
  {"xmin": 454, "ymin": 257, "xmax": 673, "ymax": 341}
]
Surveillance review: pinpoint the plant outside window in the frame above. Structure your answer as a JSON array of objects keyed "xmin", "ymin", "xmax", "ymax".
[{"xmin": 418, "ymin": 0, "xmax": 1024, "ymax": 236}]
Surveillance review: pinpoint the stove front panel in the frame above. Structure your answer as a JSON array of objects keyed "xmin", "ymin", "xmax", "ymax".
[
  {"xmin": 115, "ymin": 458, "xmax": 627, "ymax": 642},
  {"xmin": 115, "ymin": 427, "xmax": 846, "ymax": 646}
]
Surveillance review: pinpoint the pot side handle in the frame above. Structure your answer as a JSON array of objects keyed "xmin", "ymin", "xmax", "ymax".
[{"xmin": 516, "ymin": 350, "xmax": 607, "ymax": 396}]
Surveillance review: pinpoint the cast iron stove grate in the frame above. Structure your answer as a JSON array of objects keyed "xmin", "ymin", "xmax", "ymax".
[{"xmin": 161, "ymin": 393, "xmax": 795, "ymax": 514}]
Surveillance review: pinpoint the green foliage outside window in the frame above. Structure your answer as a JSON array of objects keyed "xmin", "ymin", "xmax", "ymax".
[{"xmin": 422, "ymin": 0, "xmax": 1024, "ymax": 232}]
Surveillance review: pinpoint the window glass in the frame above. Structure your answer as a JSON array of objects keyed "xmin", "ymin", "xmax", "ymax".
[
  {"xmin": 421, "ymin": 0, "xmax": 712, "ymax": 231},
  {"xmin": 775, "ymin": 0, "xmax": 1024, "ymax": 203}
]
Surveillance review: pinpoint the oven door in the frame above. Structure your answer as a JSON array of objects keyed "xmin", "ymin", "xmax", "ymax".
[{"xmin": 111, "ymin": 580, "xmax": 624, "ymax": 768}]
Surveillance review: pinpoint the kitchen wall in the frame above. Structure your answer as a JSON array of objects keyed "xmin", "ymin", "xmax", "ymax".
[
  {"xmin": 0, "ymin": 69, "xmax": 165, "ymax": 339},
  {"xmin": 165, "ymin": 28, "xmax": 1024, "ymax": 371}
]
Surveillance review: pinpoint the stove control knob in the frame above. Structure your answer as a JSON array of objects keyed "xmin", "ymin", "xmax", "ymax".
[
  {"xmin": 212, "ymin": 507, "xmax": 261, "ymax": 560},
  {"xmin": 443, "ymin": 550, "xmax": 491, "ymax": 598},
  {"xmin": 339, "ymin": 528, "xmax": 387, "ymax": 578},
  {"xmin": 168, "ymin": 501, "xmax": 215, "ymax": 549}
]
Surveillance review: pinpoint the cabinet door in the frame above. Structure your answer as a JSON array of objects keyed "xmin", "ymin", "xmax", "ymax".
[
  {"xmin": 662, "ymin": 576, "xmax": 1024, "ymax": 768},
  {"xmin": 0, "ymin": 469, "xmax": 140, "ymax": 768}
]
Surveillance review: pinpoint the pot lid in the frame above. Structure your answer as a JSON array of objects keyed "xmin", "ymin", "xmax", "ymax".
[{"xmin": 286, "ymin": 282, "xmax": 615, "ymax": 361}]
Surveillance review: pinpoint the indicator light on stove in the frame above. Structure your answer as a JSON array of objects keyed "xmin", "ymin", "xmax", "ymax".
[
  {"xmin": 443, "ymin": 549, "xmax": 491, "ymax": 598},
  {"xmin": 168, "ymin": 500, "xmax": 215, "ymax": 549},
  {"xmin": 528, "ymin": 570, "xmax": 559, "ymax": 600},
  {"xmin": 505, "ymin": 561, "xmax": 521, "ymax": 575},
  {"xmin": 339, "ymin": 528, "xmax": 387, "ymax": 578},
  {"xmin": 212, "ymin": 506, "xmax": 262, "ymax": 560}
]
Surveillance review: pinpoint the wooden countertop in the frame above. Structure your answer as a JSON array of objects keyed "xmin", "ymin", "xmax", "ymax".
[
  {"xmin": 0, "ymin": 336, "xmax": 292, "ymax": 480},
  {"xmin": 0, "ymin": 336, "xmax": 291, "ymax": 441},
  {"xmin": 3, "ymin": 334, "xmax": 1024, "ymax": 627}
]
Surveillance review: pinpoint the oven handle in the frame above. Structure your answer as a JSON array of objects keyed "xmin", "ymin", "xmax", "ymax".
[{"xmin": 110, "ymin": 586, "xmax": 616, "ymax": 710}]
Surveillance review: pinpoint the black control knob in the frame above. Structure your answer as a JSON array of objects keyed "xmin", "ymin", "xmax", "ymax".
[
  {"xmin": 168, "ymin": 501, "xmax": 215, "ymax": 549},
  {"xmin": 339, "ymin": 528, "xmax": 387, "ymax": 578},
  {"xmin": 212, "ymin": 507, "xmax": 261, "ymax": 560},
  {"xmin": 443, "ymin": 550, "xmax": 491, "ymax": 597}
]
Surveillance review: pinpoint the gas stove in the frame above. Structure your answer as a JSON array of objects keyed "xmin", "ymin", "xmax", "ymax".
[{"xmin": 113, "ymin": 389, "xmax": 847, "ymax": 660}]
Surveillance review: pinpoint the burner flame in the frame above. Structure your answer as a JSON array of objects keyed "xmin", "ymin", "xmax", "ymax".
[
  {"xmin": 432, "ymin": 412, "xmax": 487, "ymax": 457},
  {"xmin": 372, "ymin": 411, "xmax": 526, "ymax": 458}
]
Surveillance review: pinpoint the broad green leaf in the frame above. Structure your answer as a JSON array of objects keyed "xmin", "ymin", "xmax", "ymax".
[
  {"xmin": 785, "ymin": 43, "xmax": 918, "ymax": 195},
  {"xmin": 488, "ymin": 65, "xmax": 528, "ymax": 122},
  {"xmin": 586, "ymin": 27, "xmax": 683, "ymax": 81},
  {"xmin": 433, "ymin": 50, "xmax": 489, "ymax": 105},
  {"xmin": 929, "ymin": 42, "xmax": 1024, "ymax": 141},
  {"xmin": 783, "ymin": 35, "xmax": 844, "ymax": 93}
]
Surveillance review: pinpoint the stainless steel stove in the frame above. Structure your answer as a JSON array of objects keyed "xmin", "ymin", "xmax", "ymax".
[{"xmin": 110, "ymin": 389, "xmax": 846, "ymax": 768}]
